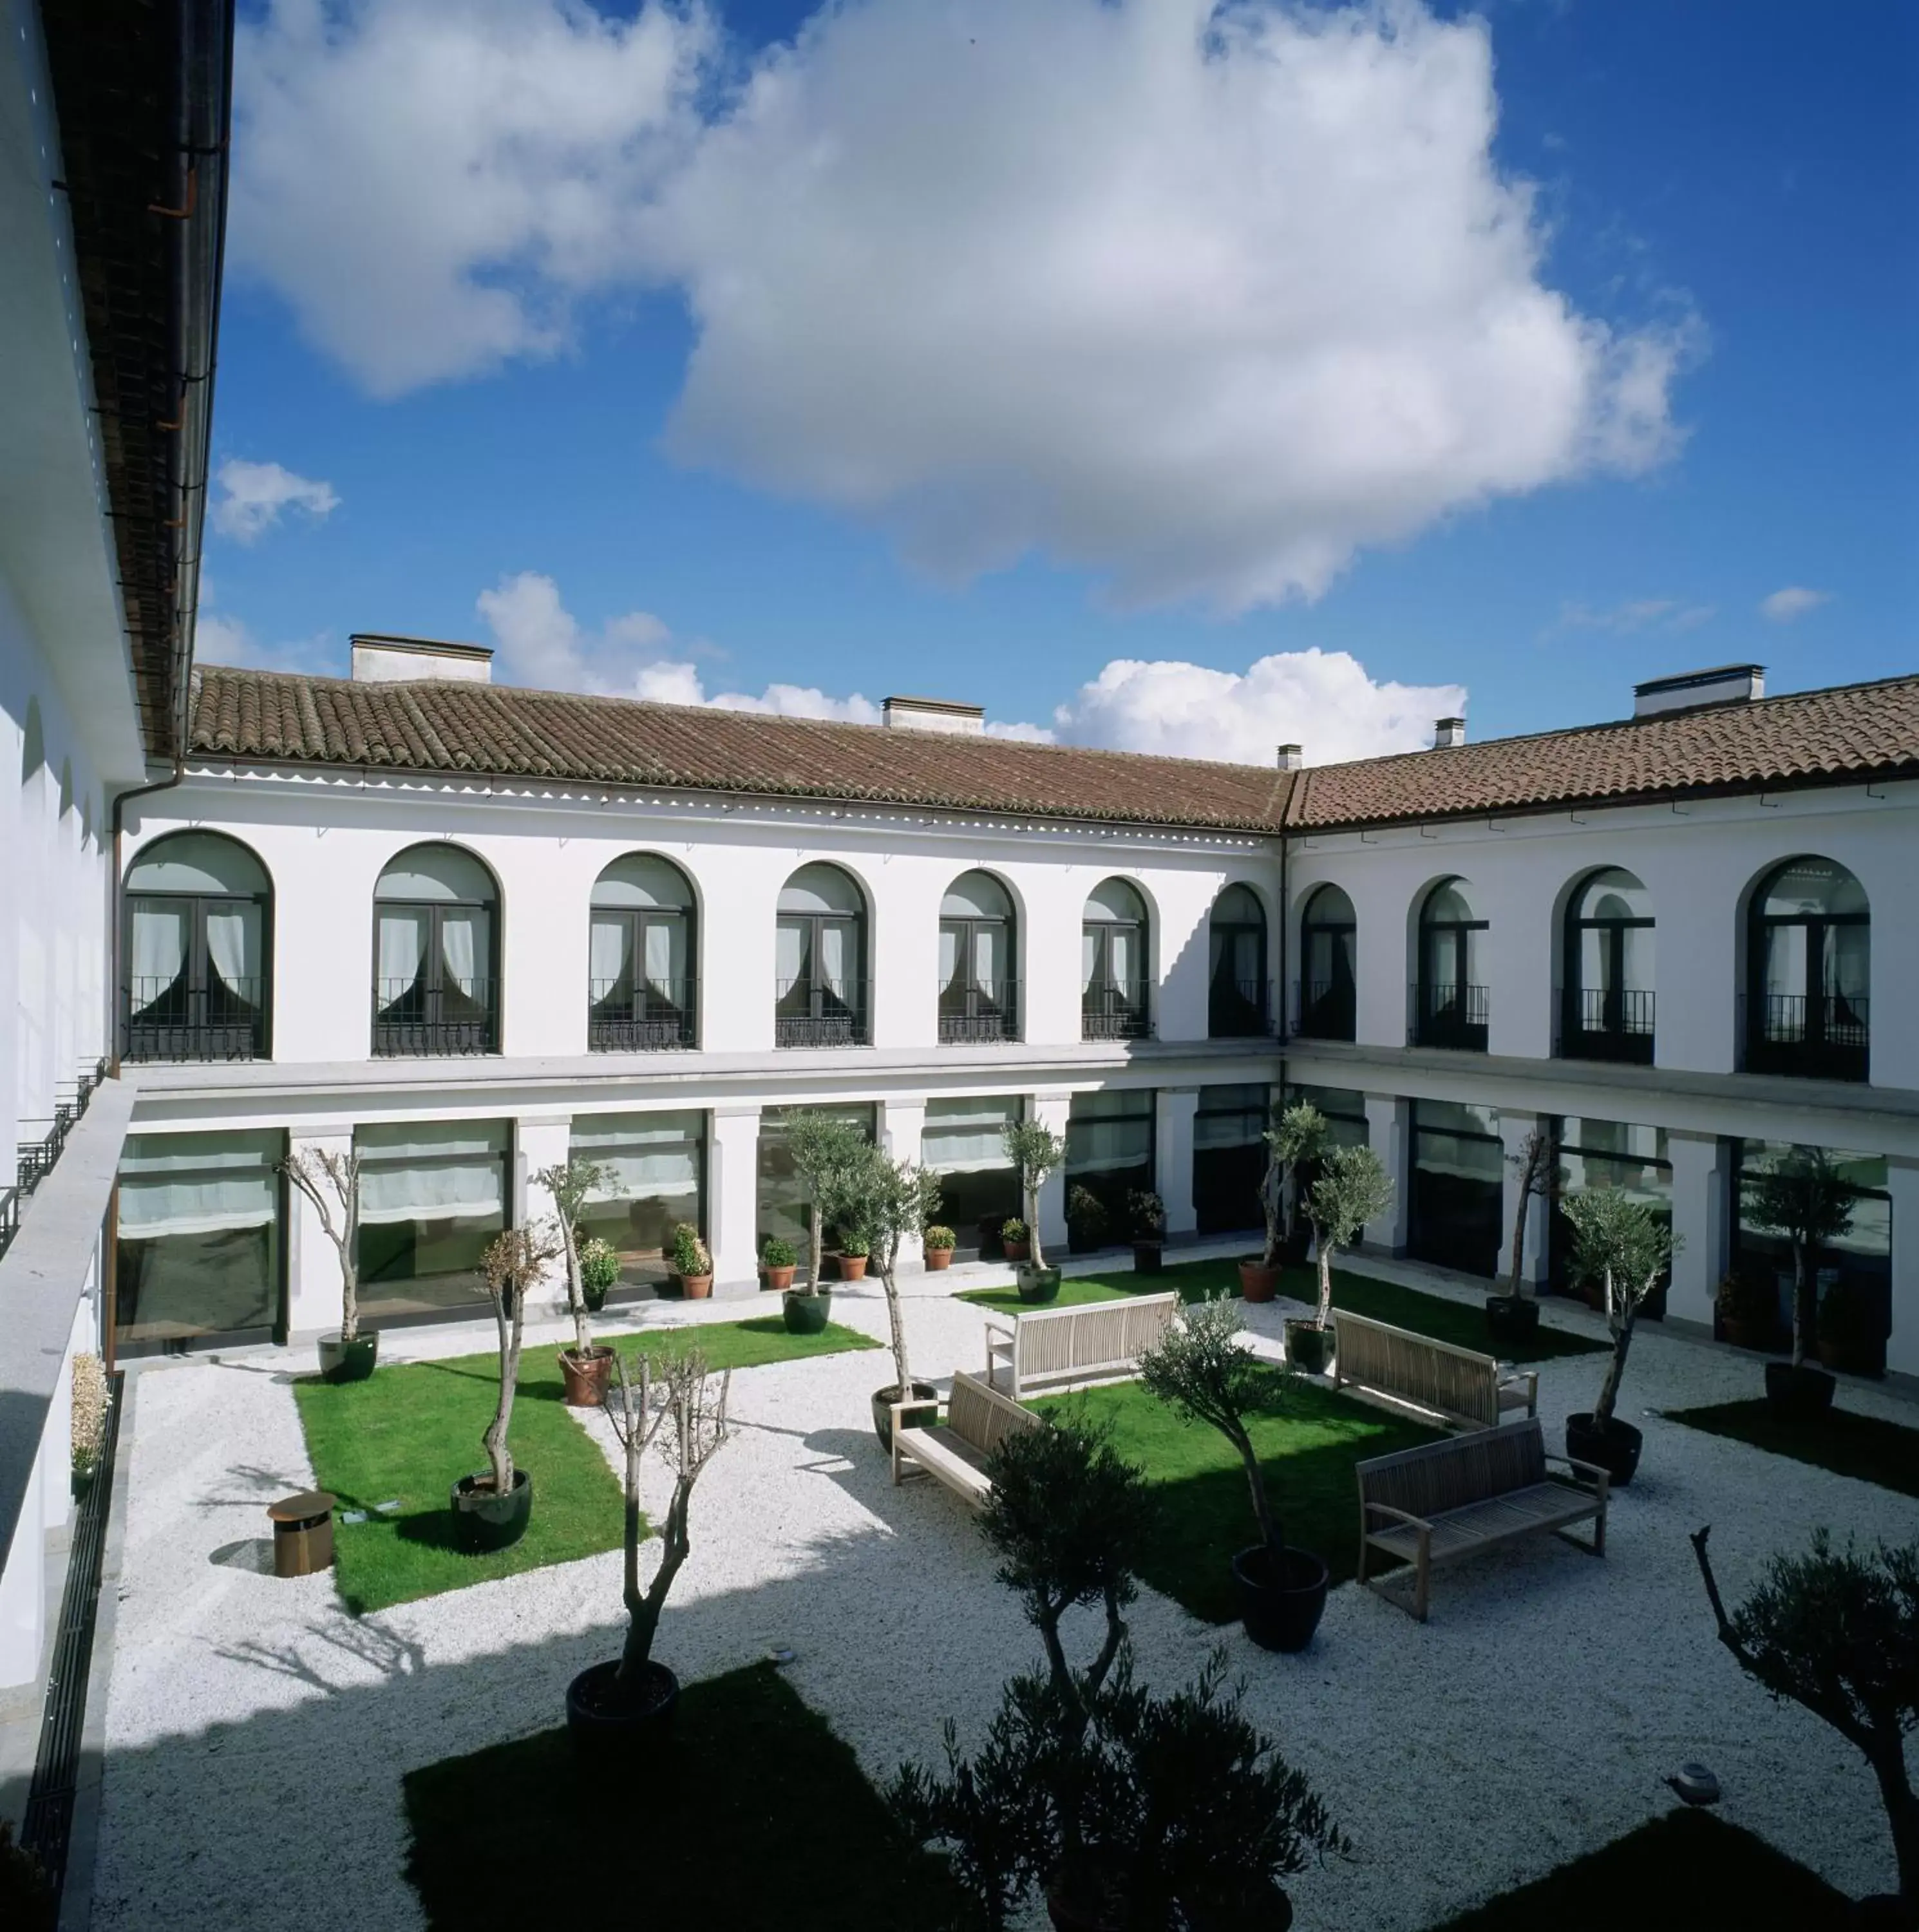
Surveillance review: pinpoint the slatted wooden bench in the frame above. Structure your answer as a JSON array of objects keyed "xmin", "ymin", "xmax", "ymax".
[
  {"xmin": 1331, "ymin": 1310, "xmax": 1538, "ymax": 1431},
  {"xmin": 982, "ymin": 1293, "xmax": 1180, "ymax": 1399},
  {"xmin": 892, "ymin": 1370, "xmax": 1043, "ymax": 1507},
  {"xmin": 1356, "ymin": 1418, "xmax": 1608, "ymax": 1622}
]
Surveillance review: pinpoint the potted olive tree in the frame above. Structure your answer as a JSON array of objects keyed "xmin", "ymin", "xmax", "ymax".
[
  {"xmin": 1002, "ymin": 1118, "xmax": 1065, "ymax": 1303},
  {"xmin": 537, "ymin": 1157, "xmax": 614, "ymax": 1407},
  {"xmin": 1562, "ymin": 1188, "xmax": 1678, "ymax": 1484},
  {"xmin": 1128, "ymin": 1189, "xmax": 1166, "ymax": 1276},
  {"xmin": 453, "ymin": 1223, "xmax": 561, "ymax": 1553},
  {"xmin": 839, "ymin": 1144, "xmax": 943, "ymax": 1449},
  {"xmin": 670, "ymin": 1222, "xmax": 713, "ymax": 1299},
  {"xmin": 280, "ymin": 1144, "xmax": 375, "ymax": 1382},
  {"xmin": 1240, "ymin": 1101, "xmax": 1325, "ymax": 1303},
  {"xmin": 922, "ymin": 1224, "xmax": 957, "ymax": 1272},
  {"xmin": 1286, "ymin": 1142, "xmax": 1394, "ymax": 1377},
  {"xmin": 1745, "ymin": 1146, "xmax": 1861, "ymax": 1423},
  {"xmin": 567, "ymin": 1347, "xmax": 734, "ymax": 1749},
  {"xmin": 783, "ymin": 1111, "xmax": 866, "ymax": 1316},
  {"xmin": 1486, "ymin": 1126, "xmax": 1554, "ymax": 1349},
  {"xmin": 1140, "ymin": 1295, "xmax": 1329, "ymax": 1653}
]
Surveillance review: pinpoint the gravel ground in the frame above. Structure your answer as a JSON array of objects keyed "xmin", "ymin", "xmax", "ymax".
[{"xmin": 87, "ymin": 1249, "xmax": 1919, "ymax": 1929}]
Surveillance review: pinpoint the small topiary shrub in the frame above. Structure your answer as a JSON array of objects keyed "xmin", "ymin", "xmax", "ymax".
[
  {"xmin": 923, "ymin": 1225, "xmax": 956, "ymax": 1251},
  {"xmin": 761, "ymin": 1235, "xmax": 798, "ymax": 1270},
  {"xmin": 1001, "ymin": 1218, "xmax": 1028, "ymax": 1244},
  {"xmin": 672, "ymin": 1224, "xmax": 712, "ymax": 1279}
]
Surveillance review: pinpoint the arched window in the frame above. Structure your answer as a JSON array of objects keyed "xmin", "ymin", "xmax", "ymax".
[
  {"xmin": 1082, "ymin": 878, "xmax": 1151, "ymax": 1041},
  {"xmin": 373, "ymin": 844, "xmax": 499, "ymax": 1056},
  {"xmin": 589, "ymin": 855, "xmax": 697, "ymax": 1050},
  {"xmin": 1746, "ymin": 857, "xmax": 1869, "ymax": 1081},
  {"xmin": 776, "ymin": 863, "xmax": 868, "ymax": 1046},
  {"xmin": 123, "ymin": 832, "xmax": 271, "ymax": 1061},
  {"xmin": 1562, "ymin": 868, "xmax": 1655, "ymax": 1063},
  {"xmin": 1297, "ymin": 884, "xmax": 1356, "ymax": 1041},
  {"xmin": 1207, "ymin": 885, "xmax": 1269, "ymax": 1037},
  {"xmin": 1415, "ymin": 879, "xmax": 1488, "ymax": 1050},
  {"xmin": 940, "ymin": 870, "xmax": 1017, "ymax": 1043}
]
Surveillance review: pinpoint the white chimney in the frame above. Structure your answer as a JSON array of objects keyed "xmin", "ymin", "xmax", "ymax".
[
  {"xmin": 1632, "ymin": 663, "xmax": 1765, "ymax": 719},
  {"xmin": 1433, "ymin": 716, "xmax": 1467, "ymax": 750},
  {"xmin": 1276, "ymin": 744, "xmax": 1303, "ymax": 771},
  {"xmin": 882, "ymin": 696, "xmax": 985, "ymax": 736},
  {"xmin": 351, "ymin": 634, "xmax": 494, "ymax": 685}
]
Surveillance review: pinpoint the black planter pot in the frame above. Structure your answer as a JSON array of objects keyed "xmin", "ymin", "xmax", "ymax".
[
  {"xmin": 782, "ymin": 1287, "xmax": 833, "ymax": 1335},
  {"xmin": 582, "ymin": 1282, "xmax": 609, "ymax": 1315},
  {"xmin": 1484, "ymin": 1295, "xmax": 1540, "ymax": 1350},
  {"xmin": 449, "ymin": 1468, "xmax": 533, "ymax": 1554},
  {"xmin": 1017, "ymin": 1265, "xmax": 1063, "ymax": 1305},
  {"xmin": 1231, "ymin": 1544, "xmax": 1329, "ymax": 1653},
  {"xmin": 871, "ymin": 1381, "xmax": 940, "ymax": 1452},
  {"xmin": 1132, "ymin": 1241, "xmax": 1164, "ymax": 1276},
  {"xmin": 1565, "ymin": 1414, "xmax": 1643, "ymax": 1486},
  {"xmin": 1185, "ymin": 1885, "xmax": 1294, "ymax": 1932},
  {"xmin": 317, "ymin": 1331, "xmax": 379, "ymax": 1383},
  {"xmin": 1765, "ymin": 1360, "xmax": 1837, "ymax": 1423},
  {"xmin": 565, "ymin": 1658, "xmax": 679, "ymax": 1760},
  {"xmin": 1283, "ymin": 1320, "xmax": 1332, "ymax": 1377}
]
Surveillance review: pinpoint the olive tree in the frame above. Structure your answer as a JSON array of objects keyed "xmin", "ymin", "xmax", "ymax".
[
  {"xmin": 1258, "ymin": 1101, "xmax": 1326, "ymax": 1269},
  {"xmin": 280, "ymin": 1146, "xmax": 364, "ymax": 1343},
  {"xmin": 1563, "ymin": 1189, "xmax": 1678, "ymax": 1430},
  {"xmin": 478, "ymin": 1223, "xmax": 562, "ymax": 1496},
  {"xmin": 1001, "ymin": 1119, "xmax": 1065, "ymax": 1273},
  {"xmin": 534, "ymin": 1157, "xmax": 606, "ymax": 1357},
  {"xmin": 837, "ymin": 1144, "xmax": 943, "ymax": 1403},
  {"xmin": 1503, "ymin": 1127, "xmax": 1556, "ymax": 1301},
  {"xmin": 783, "ymin": 1112, "xmax": 869, "ymax": 1296},
  {"xmin": 1303, "ymin": 1142, "xmax": 1394, "ymax": 1331},
  {"xmin": 1745, "ymin": 1147, "xmax": 1862, "ymax": 1370}
]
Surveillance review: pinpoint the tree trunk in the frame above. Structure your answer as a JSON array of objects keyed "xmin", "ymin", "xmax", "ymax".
[
  {"xmin": 1866, "ymin": 1745, "xmax": 1918, "ymax": 1920},
  {"xmin": 880, "ymin": 1261, "xmax": 912, "ymax": 1397},
  {"xmin": 1315, "ymin": 1238, "xmax": 1334, "ymax": 1327},
  {"xmin": 1791, "ymin": 1235, "xmax": 1810, "ymax": 1370},
  {"xmin": 339, "ymin": 1245, "xmax": 359, "ymax": 1345},
  {"xmin": 1594, "ymin": 1293, "xmax": 1636, "ymax": 1428},
  {"xmin": 1231, "ymin": 1420, "xmax": 1281, "ymax": 1556},
  {"xmin": 1260, "ymin": 1154, "xmax": 1282, "ymax": 1268},
  {"xmin": 560, "ymin": 1214, "xmax": 590, "ymax": 1356},
  {"xmin": 1025, "ymin": 1176, "xmax": 1046, "ymax": 1272},
  {"xmin": 807, "ymin": 1189, "xmax": 824, "ymax": 1295},
  {"xmin": 618, "ymin": 1474, "xmax": 690, "ymax": 1691},
  {"xmin": 483, "ymin": 1286, "xmax": 522, "ymax": 1493},
  {"xmin": 1506, "ymin": 1164, "xmax": 1531, "ymax": 1300}
]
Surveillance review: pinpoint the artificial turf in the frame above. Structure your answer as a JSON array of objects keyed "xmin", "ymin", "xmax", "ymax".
[
  {"xmin": 962, "ymin": 1256, "xmax": 1606, "ymax": 1367},
  {"xmin": 294, "ymin": 1316, "xmax": 874, "ymax": 1615},
  {"xmin": 403, "ymin": 1663, "xmax": 961, "ymax": 1929},
  {"xmin": 1032, "ymin": 1367, "xmax": 1444, "ymax": 1620},
  {"xmin": 1665, "ymin": 1396, "xmax": 1919, "ymax": 1500},
  {"xmin": 1429, "ymin": 1808, "xmax": 1851, "ymax": 1931}
]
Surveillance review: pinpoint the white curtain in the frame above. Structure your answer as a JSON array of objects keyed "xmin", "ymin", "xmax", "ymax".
[
  {"xmin": 1108, "ymin": 928, "xmax": 1133, "ymax": 992},
  {"xmin": 1827, "ymin": 925, "xmax": 1869, "ymax": 1003},
  {"xmin": 204, "ymin": 904, "xmax": 257, "ymax": 995},
  {"xmin": 972, "ymin": 926, "xmax": 999, "ymax": 999},
  {"xmin": 356, "ymin": 1121, "xmax": 509, "ymax": 1224},
  {"xmin": 129, "ymin": 902, "xmax": 187, "ymax": 996},
  {"xmin": 938, "ymin": 925, "xmax": 960, "ymax": 992},
  {"xmin": 775, "ymin": 918, "xmax": 806, "ymax": 989},
  {"xmin": 643, "ymin": 920, "xmax": 680, "ymax": 997},
  {"xmin": 118, "ymin": 1132, "xmax": 276, "ymax": 1236},
  {"xmin": 589, "ymin": 915, "xmax": 630, "ymax": 997},
  {"xmin": 1081, "ymin": 929, "xmax": 1098, "ymax": 994},
  {"xmin": 922, "ymin": 1099, "xmax": 1018, "ymax": 1174},
  {"xmin": 440, "ymin": 907, "xmax": 484, "ymax": 990},
  {"xmin": 572, "ymin": 1114, "xmax": 702, "ymax": 1204},
  {"xmin": 1764, "ymin": 925, "xmax": 1806, "ymax": 1000},
  {"xmin": 819, "ymin": 922, "xmax": 849, "ymax": 996},
  {"xmin": 377, "ymin": 910, "xmax": 427, "ymax": 1005}
]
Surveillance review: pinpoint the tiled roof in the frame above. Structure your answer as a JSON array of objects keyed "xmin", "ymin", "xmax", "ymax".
[
  {"xmin": 187, "ymin": 665, "xmax": 1919, "ymax": 835},
  {"xmin": 1286, "ymin": 673, "xmax": 1919, "ymax": 829}
]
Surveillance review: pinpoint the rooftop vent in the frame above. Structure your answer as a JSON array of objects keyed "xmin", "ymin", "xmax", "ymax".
[
  {"xmin": 350, "ymin": 634, "xmax": 494, "ymax": 685},
  {"xmin": 1276, "ymin": 744, "xmax": 1303, "ymax": 771},
  {"xmin": 882, "ymin": 695, "xmax": 985, "ymax": 737},
  {"xmin": 1433, "ymin": 716, "xmax": 1467, "ymax": 750},
  {"xmin": 1633, "ymin": 663, "xmax": 1765, "ymax": 719}
]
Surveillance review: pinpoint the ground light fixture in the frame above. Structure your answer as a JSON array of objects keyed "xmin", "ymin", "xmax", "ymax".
[{"xmin": 1665, "ymin": 1763, "xmax": 1722, "ymax": 1807}]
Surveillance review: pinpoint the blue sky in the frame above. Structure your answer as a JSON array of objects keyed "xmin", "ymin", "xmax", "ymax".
[{"xmin": 203, "ymin": 0, "xmax": 1918, "ymax": 762}]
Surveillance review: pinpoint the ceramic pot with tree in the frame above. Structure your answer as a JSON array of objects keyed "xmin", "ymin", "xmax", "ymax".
[
  {"xmin": 1289, "ymin": 1143, "xmax": 1394, "ymax": 1372},
  {"xmin": 1744, "ymin": 1146, "xmax": 1860, "ymax": 1422},
  {"xmin": 1242, "ymin": 1102, "xmax": 1325, "ymax": 1302},
  {"xmin": 280, "ymin": 1144, "xmax": 376, "ymax": 1382},
  {"xmin": 1002, "ymin": 1118, "xmax": 1066, "ymax": 1302},
  {"xmin": 538, "ymin": 1157, "xmax": 614, "ymax": 1406},
  {"xmin": 833, "ymin": 1145, "xmax": 943, "ymax": 1448},
  {"xmin": 782, "ymin": 1111, "xmax": 867, "ymax": 1310}
]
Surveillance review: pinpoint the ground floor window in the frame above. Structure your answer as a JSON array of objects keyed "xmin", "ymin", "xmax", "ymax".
[
  {"xmin": 572, "ymin": 1111, "xmax": 705, "ymax": 1293},
  {"xmin": 1065, "ymin": 1089, "xmax": 1155, "ymax": 1242},
  {"xmin": 1550, "ymin": 1118, "xmax": 1672, "ymax": 1317},
  {"xmin": 1193, "ymin": 1083, "xmax": 1271, "ymax": 1236},
  {"xmin": 1409, "ymin": 1100, "xmax": 1501, "ymax": 1278},
  {"xmin": 922, "ymin": 1097, "xmax": 1021, "ymax": 1256},
  {"xmin": 1733, "ymin": 1139, "xmax": 1892, "ymax": 1374},
  {"xmin": 115, "ymin": 1129, "xmax": 283, "ymax": 1352},
  {"xmin": 757, "ymin": 1104, "xmax": 876, "ymax": 1260},
  {"xmin": 356, "ymin": 1121, "xmax": 509, "ymax": 1322}
]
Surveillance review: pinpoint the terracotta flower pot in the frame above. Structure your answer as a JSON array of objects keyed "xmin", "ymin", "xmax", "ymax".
[
  {"xmin": 837, "ymin": 1254, "xmax": 868, "ymax": 1282},
  {"xmin": 559, "ymin": 1344, "xmax": 615, "ymax": 1408},
  {"xmin": 924, "ymin": 1247, "xmax": 953, "ymax": 1271},
  {"xmin": 1238, "ymin": 1258, "xmax": 1280, "ymax": 1303},
  {"xmin": 764, "ymin": 1264, "xmax": 796, "ymax": 1293},
  {"xmin": 1003, "ymin": 1240, "xmax": 1031, "ymax": 1264},
  {"xmin": 677, "ymin": 1273, "xmax": 713, "ymax": 1301}
]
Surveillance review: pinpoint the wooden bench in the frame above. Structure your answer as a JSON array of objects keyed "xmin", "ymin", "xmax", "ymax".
[
  {"xmin": 892, "ymin": 1370, "xmax": 1043, "ymax": 1507},
  {"xmin": 982, "ymin": 1293, "xmax": 1179, "ymax": 1399},
  {"xmin": 1356, "ymin": 1419, "xmax": 1608, "ymax": 1622},
  {"xmin": 1331, "ymin": 1310, "xmax": 1538, "ymax": 1431}
]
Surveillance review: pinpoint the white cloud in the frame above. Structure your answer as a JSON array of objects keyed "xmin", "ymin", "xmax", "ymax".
[
  {"xmin": 1759, "ymin": 585, "xmax": 1830, "ymax": 623},
  {"xmin": 1546, "ymin": 596, "xmax": 1714, "ymax": 638},
  {"xmin": 234, "ymin": 0, "xmax": 1698, "ymax": 610},
  {"xmin": 211, "ymin": 459, "xmax": 340, "ymax": 542},
  {"xmin": 193, "ymin": 579, "xmax": 335, "ymax": 672}
]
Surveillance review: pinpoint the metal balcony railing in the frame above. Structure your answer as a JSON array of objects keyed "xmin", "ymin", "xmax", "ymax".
[
  {"xmin": 121, "ymin": 976, "xmax": 267, "ymax": 1062},
  {"xmin": 939, "ymin": 978, "xmax": 1020, "ymax": 1044},
  {"xmin": 589, "ymin": 978, "xmax": 698, "ymax": 1051},
  {"xmin": 372, "ymin": 978, "xmax": 500, "ymax": 1056},
  {"xmin": 775, "ymin": 978, "xmax": 871, "ymax": 1048},
  {"xmin": 1290, "ymin": 979, "xmax": 1356, "ymax": 1043},
  {"xmin": 5, "ymin": 1057, "xmax": 109, "ymax": 1264},
  {"xmin": 1560, "ymin": 986, "xmax": 1656, "ymax": 1065},
  {"xmin": 1742, "ymin": 992, "xmax": 1869, "ymax": 1083},
  {"xmin": 1208, "ymin": 978, "xmax": 1272, "ymax": 1039},
  {"xmin": 1082, "ymin": 986, "xmax": 1153, "ymax": 1042},
  {"xmin": 1412, "ymin": 980, "xmax": 1489, "ymax": 1052}
]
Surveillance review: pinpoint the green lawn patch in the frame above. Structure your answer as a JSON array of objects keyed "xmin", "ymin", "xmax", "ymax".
[
  {"xmin": 1665, "ymin": 1397, "xmax": 1919, "ymax": 1499},
  {"xmin": 1431, "ymin": 1808, "xmax": 1849, "ymax": 1931},
  {"xmin": 296, "ymin": 1316, "xmax": 874, "ymax": 1614},
  {"xmin": 962, "ymin": 1257, "xmax": 1603, "ymax": 1366},
  {"xmin": 403, "ymin": 1662, "xmax": 960, "ymax": 1929},
  {"xmin": 1032, "ymin": 1368, "xmax": 1443, "ymax": 1620}
]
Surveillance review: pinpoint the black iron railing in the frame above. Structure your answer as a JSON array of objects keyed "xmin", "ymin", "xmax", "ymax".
[
  {"xmin": 4, "ymin": 1057, "xmax": 109, "ymax": 1264},
  {"xmin": 589, "ymin": 978, "xmax": 697, "ymax": 1051},
  {"xmin": 1412, "ymin": 980, "xmax": 1489, "ymax": 1052},
  {"xmin": 1560, "ymin": 986, "xmax": 1656, "ymax": 1065},
  {"xmin": 1082, "ymin": 986, "xmax": 1153, "ymax": 1042},
  {"xmin": 1742, "ymin": 992, "xmax": 1869, "ymax": 1083},
  {"xmin": 372, "ymin": 978, "xmax": 499, "ymax": 1056},
  {"xmin": 121, "ymin": 975, "xmax": 267, "ymax": 1062},
  {"xmin": 940, "ymin": 979, "xmax": 1020, "ymax": 1045},
  {"xmin": 1291, "ymin": 979, "xmax": 1356, "ymax": 1043},
  {"xmin": 775, "ymin": 977, "xmax": 871, "ymax": 1048},
  {"xmin": 1208, "ymin": 978, "xmax": 1271, "ymax": 1039}
]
